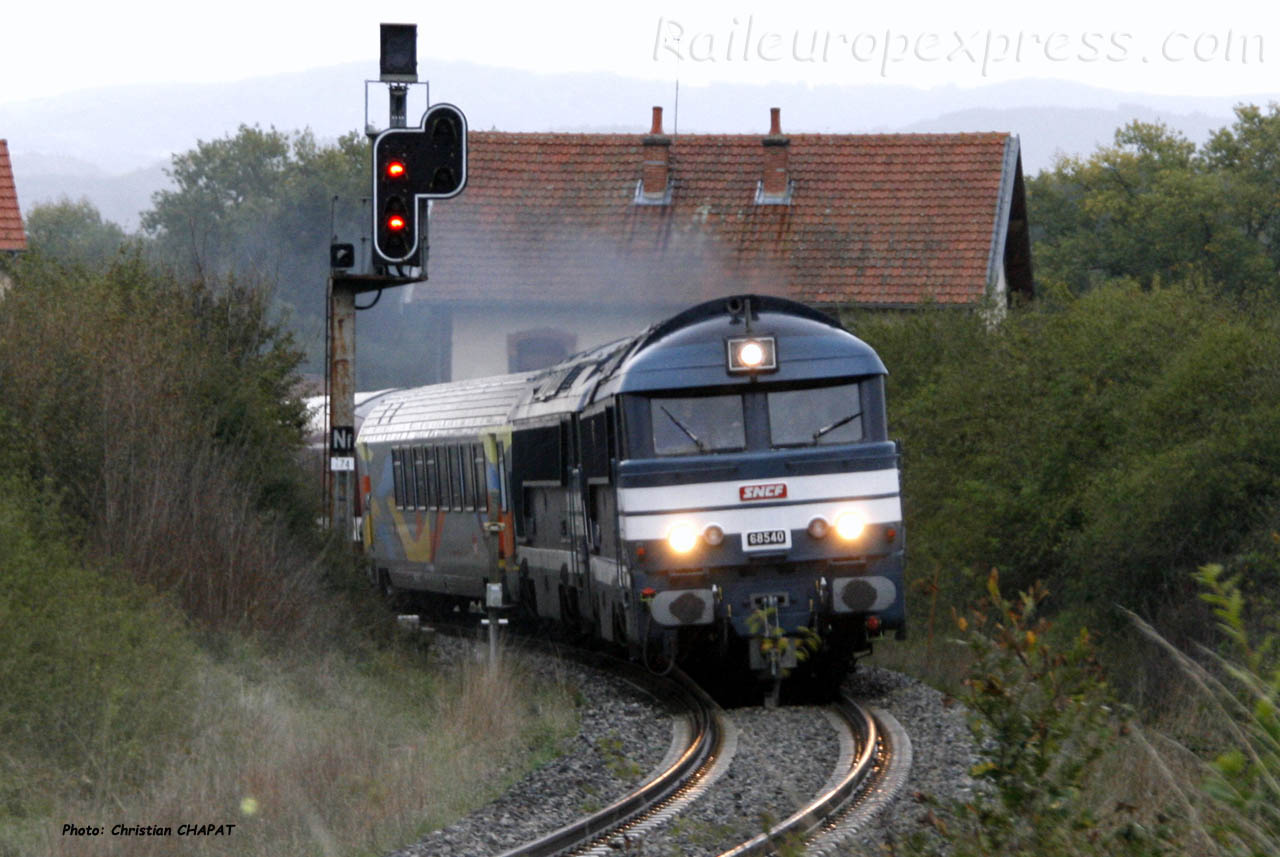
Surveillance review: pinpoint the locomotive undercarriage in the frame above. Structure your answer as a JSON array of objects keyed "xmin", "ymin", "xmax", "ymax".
[{"xmin": 630, "ymin": 556, "xmax": 904, "ymax": 696}]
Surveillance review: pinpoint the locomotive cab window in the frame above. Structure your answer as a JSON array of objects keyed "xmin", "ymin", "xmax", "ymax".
[
  {"xmin": 649, "ymin": 394, "xmax": 745, "ymax": 456},
  {"xmin": 767, "ymin": 381, "xmax": 864, "ymax": 447}
]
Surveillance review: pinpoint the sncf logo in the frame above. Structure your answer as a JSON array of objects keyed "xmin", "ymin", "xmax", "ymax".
[{"xmin": 739, "ymin": 483, "xmax": 787, "ymax": 501}]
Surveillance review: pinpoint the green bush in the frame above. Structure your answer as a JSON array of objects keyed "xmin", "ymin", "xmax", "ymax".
[
  {"xmin": 0, "ymin": 480, "xmax": 198, "ymax": 808},
  {"xmin": 0, "ymin": 252, "xmax": 331, "ymax": 637},
  {"xmin": 912, "ymin": 573, "xmax": 1169, "ymax": 857},
  {"xmin": 845, "ymin": 282, "xmax": 1280, "ymax": 630}
]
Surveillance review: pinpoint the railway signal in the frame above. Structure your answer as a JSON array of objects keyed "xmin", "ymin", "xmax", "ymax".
[
  {"xmin": 371, "ymin": 103, "xmax": 468, "ymax": 266},
  {"xmin": 327, "ymin": 22, "xmax": 470, "ymax": 537}
]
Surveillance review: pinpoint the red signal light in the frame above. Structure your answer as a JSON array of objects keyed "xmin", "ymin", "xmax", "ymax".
[
  {"xmin": 386, "ymin": 214, "xmax": 407, "ymax": 232},
  {"xmin": 386, "ymin": 160, "xmax": 406, "ymax": 179}
]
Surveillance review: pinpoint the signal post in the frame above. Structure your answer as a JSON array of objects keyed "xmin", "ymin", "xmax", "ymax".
[{"xmin": 324, "ymin": 23, "xmax": 467, "ymax": 537}]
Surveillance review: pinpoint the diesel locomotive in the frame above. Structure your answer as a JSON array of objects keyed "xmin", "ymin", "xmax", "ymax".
[{"xmin": 356, "ymin": 295, "xmax": 905, "ymax": 687}]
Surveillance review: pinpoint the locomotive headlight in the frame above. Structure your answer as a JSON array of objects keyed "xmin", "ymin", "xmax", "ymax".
[
  {"xmin": 667, "ymin": 522, "xmax": 699, "ymax": 554},
  {"xmin": 807, "ymin": 517, "xmax": 830, "ymax": 539},
  {"xmin": 726, "ymin": 336, "xmax": 777, "ymax": 373},
  {"xmin": 703, "ymin": 524, "xmax": 725, "ymax": 546},
  {"xmin": 834, "ymin": 511, "xmax": 865, "ymax": 541}
]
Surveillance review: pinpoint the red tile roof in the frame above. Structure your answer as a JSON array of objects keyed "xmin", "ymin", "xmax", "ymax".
[
  {"xmin": 0, "ymin": 140, "xmax": 25, "ymax": 252},
  {"xmin": 423, "ymin": 129, "xmax": 1026, "ymax": 307}
]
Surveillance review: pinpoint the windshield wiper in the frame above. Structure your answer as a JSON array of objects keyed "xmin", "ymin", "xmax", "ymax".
[
  {"xmin": 812, "ymin": 411, "xmax": 860, "ymax": 444},
  {"xmin": 660, "ymin": 406, "xmax": 708, "ymax": 453}
]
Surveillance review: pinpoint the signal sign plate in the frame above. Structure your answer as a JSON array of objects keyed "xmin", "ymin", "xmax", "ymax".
[{"xmin": 331, "ymin": 425, "xmax": 355, "ymax": 454}]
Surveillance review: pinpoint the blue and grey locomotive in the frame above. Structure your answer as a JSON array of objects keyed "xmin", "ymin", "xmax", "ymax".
[{"xmin": 357, "ymin": 295, "xmax": 905, "ymax": 684}]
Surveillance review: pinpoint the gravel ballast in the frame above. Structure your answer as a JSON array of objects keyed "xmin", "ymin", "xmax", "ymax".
[
  {"xmin": 836, "ymin": 665, "xmax": 979, "ymax": 853},
  {"xmin": 391, "ymin": 636, "xmax": 674, "ymax": 857},
  {"xmin": 387, "ymin": 640, "xmax": 976, "ymax": 857}
]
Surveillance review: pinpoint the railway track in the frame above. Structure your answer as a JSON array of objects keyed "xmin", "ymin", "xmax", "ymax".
[
  {"xmin": 494, "ymin": 655, "xmax": 729, "ymax": 857},
  {"xmin": 711, "ymin": 698, "xmax": 908, "ymax": 857},
  {"xmin": 413, "ymin": 622, "xmax": 912, "ymax": 857}
]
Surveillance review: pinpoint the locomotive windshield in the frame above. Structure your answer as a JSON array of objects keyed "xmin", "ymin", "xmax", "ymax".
[
  {"xmin": 767, "ymin": 381, "xmax": 863, "ymax": 447},
  {"xmin": 650, "ymin": 394, "xmax": 746, "ymax": 455}
]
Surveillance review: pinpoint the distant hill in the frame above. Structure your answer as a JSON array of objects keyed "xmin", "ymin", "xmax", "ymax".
[
  {"xmin": 900, "ymin": 104, "xmax": 1235, "ymax": 168},
  {"xmin": 3, "ymin": 60, "xmax": 1274, "ymax": 229}
]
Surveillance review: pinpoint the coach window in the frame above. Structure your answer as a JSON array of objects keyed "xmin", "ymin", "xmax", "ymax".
[
  {"xmin": 442, "ymin": 446, "xmax": 454, "ymax": 511},
  {"xmin": 460, "ymin": 444, "xmax": 476, "ymax": 510},
  {"xmin": 438, "ymin": 447, "xmax": 452, "ymax": 510},
  {"xmin": 435, "ymin": 445, "xmax": 447, "ymax": 509},
  {"xmin": 413, "ymin": 448, "xmax": 429, "ymax": 509},
  {"xmin": 401, "ymin": 449, "xmax": 414, "ymax": 509},
  {"xmin": 451, "ymin": 446, "xmax": 466, "ymax": 511},
  {"xmin": 767, "ymin": 381, "xmax": 863, "ymax": 447},
  {"xmin": 649, "ymin": 394, "xmax": 745, "ymax": 456},
  {"xmin": 472, "ymin": 444, "xmax": 488, "ymax": 510},
  {"xmin": 401, "ymin": 448, "xmax": 413, "ymax": 508},
  {"xmin": 425, "ymin": 446, "xmax": 439, "ymax": 509},
  {"xmin": 391, "ymin": 448, "xmax": 404, "ymax": 508}
]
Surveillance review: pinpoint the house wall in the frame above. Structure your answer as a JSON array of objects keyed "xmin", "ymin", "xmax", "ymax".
[{"xmin": 447, "ymin": 303, "xmax": 676, "ymax": 380}]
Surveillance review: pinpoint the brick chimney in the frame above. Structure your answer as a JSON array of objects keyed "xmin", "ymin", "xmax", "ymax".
[
  {"xmin": 639, "ymin": 106, "xmax": 672, "ymax": 203},
  {"xmin": 760, "ymin": 107, "xmax": 791, "ymax": 201}
]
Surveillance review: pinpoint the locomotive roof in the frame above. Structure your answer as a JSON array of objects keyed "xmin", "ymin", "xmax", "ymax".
[
  {"xmin": 601, "ymin": 294, "xmax": 887, "ymax": 396},
  {"xmin": 358, "ymin": 295, "xmax": 888, "ymax": 444}
]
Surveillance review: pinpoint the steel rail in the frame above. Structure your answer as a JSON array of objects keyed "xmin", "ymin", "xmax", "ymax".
[
  {"xmin": 712, "ymin": 696, "xmax": 881, "ymax": 857},
  {"xmin": 492, "ymin": 652, "xmax": 725, "ymax": 857}
]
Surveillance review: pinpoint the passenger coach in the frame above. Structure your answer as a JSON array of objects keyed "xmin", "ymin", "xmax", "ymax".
[{"xmin": 357, "ymin": 295, "xmax": 905, "ymax": 685}]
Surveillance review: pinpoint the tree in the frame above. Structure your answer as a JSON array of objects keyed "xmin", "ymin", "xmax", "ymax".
[
  {"xmin": 141, "ymin": 125, "xmax": 448, "ymax": 387},
  {"xmin": 1028, "ymin": 117, "xmax": 1275, "ymax": 296},
  {"xmin": 143, "ymin": 125, "xmax": 367, "ymax": 285},
  {"xmin": 1202, "ymin": 103, "xmax": 1280, "ymax": 277},
  {"xmin": 24, "ymin": 197, "xmax": 128, "ymax": 267}
]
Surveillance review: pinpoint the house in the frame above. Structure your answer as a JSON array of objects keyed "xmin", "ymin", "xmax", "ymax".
[
  {"xmin": 412, "ymin": 107, "xmax": 1032, "ymax": 381},
  {"xmin": 0, "ymin": 140, "xmax": 25, "ymax": 264}
]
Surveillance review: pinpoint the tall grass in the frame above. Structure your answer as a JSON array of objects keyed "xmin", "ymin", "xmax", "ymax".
[
  {"xmin": 1124, "ymin": 565, "xmax": 1280, "ymax": 857},
  {"xmin": 9, "ymin": 642, "xmax": 576, "ymax": 857}
]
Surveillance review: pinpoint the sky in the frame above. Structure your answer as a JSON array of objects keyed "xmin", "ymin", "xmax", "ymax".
[{"xmin": 3, "ymin": 0, "xmax": 1279, "ymax": 104}]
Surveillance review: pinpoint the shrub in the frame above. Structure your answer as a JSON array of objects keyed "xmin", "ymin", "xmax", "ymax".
[
  {"xmin": 0, "ymin": 480, "xmax": 198, "ymax": 808},
  {"xmin": 0, "ymin": 252, "xmax": 328, "ymax": 638},
  {"xmin": 844, "ymin": 282, "xmax": 1280, "ymax": 632},
  {"xmin": 913, "ymin": 571, "xmax": 1169, "ymax": 857}
]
